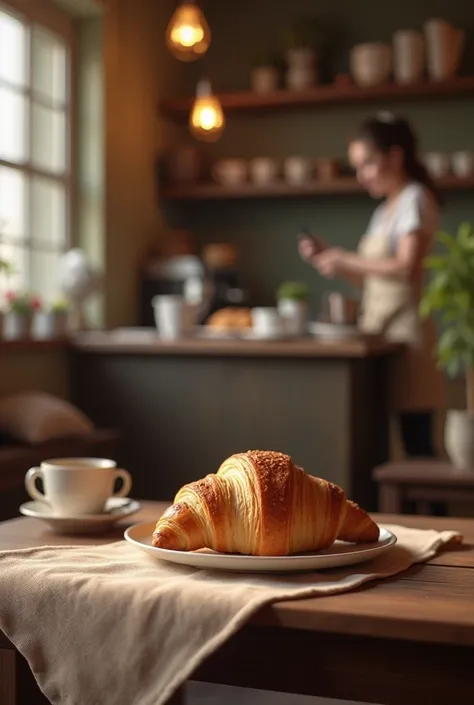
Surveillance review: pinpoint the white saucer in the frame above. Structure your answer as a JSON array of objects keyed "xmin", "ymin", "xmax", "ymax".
[
  {"xmin": 19, "ymin": 497, "xmax": 142, "ymax": 535},
  {"xmin": 125, "ymin": 522, "xmax": 396, "ymax": 573}
]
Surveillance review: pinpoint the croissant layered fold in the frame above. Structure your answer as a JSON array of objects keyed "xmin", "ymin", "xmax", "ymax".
[{"xmin": 152, "ymin": 451, "xmax": 379, "ymax": 556}]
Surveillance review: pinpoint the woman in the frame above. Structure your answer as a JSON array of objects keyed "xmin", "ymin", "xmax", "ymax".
[{"xmin": 299, "ymin": 113, "xmax": 444, "ymax": 458}]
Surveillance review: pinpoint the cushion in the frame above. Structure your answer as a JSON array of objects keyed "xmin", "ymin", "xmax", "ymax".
[{"xmin": 0, "ymin": 392, "xmax": 94, "ymax": 444}]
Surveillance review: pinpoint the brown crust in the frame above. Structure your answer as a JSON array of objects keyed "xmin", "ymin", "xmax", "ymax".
[{"xmin": 238, "ymin": 450, "xmax": 294, "ymax": 555}]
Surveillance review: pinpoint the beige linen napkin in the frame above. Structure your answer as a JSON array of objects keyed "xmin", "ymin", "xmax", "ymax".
[{"xmin": 0, "ymin": 524, "xmax": 462, "ymax": 705}]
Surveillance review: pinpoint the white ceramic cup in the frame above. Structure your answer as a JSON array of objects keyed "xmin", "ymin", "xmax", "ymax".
[
  {"xmin": 423, "ymin": 152, "xmax": 451, "ymax": 179},
  {"xmin": 212, "ymin": 159, "xmax": 248, "ymax": 186},
  {"xmin": 251, "ymin": 307, "xmax": 283, "ymax": 338},
  {"xmin": 452, "ymin": 151, "xmax": 474, "ymax": 178},
  {"xmin": 25, "ymin": 458, "xmax": 132, "ymax": 516},
  {"xmin": 284, "ymin": 157, "xmax": 313, "ymax": 185},
  {"xmin": 152, "ymin": 295, "xmax": 195, "ymax": 340},
  {"xmin": 249, "ymin": 157, "xmax": 279, "ymax": 185}
]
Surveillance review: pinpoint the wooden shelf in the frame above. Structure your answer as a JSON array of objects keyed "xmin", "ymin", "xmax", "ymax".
[
  {"xmin": 159, "ymin": 175, "xmax": 474, "ymax": 201},
  {"xmin": 159, "ymin": 76, "xmax": 474, "ymax": 119}
]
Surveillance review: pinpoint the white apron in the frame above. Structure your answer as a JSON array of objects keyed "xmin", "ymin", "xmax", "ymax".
[{"xmin": 358, "ymin": 230, "xmax": 445, "ymax": 412}]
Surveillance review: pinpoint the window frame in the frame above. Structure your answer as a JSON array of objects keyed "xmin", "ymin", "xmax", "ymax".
[{"xmin": 0, "ymin": 0, "xmax": 76, "ymax": 294}]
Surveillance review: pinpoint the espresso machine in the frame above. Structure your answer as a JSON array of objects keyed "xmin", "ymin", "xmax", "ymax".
[{"xmin": 139, "ymin": 242, "xmax": 249, "ymax": 327}]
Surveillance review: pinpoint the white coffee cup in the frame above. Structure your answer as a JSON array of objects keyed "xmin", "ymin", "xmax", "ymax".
[
  {"xmin": 25, "ymin": 457, "xmax": 132, "ymax": 516},
  {"xmin": 152, "ymin": 295, "xmax": 195, "ymax": 340},
  {"xmin": 251, "ymin": 307, "xmax": 283, "ymax": 338},
  {"xmin": 249, "ymin": 157, "xmax": 279, "ymax": 185},
  {"xmin": 284, "ymin": 156, "xmax": 313, "ymax": 185},
  {"xmin": 452, "ymin": 151, "xmax": 474, "ymax": 179},
  {"xmin": 423, "ymin": 152, "xmax": 451, "ymax": 179}
]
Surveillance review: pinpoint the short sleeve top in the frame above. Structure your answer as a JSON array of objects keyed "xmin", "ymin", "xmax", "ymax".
[{"xmin": 366, "ymin": 182, "xmax": 439, "ymax": 254}]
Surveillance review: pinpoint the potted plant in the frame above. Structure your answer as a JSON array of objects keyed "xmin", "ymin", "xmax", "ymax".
[
  {"xmin": 420, "ymin": 222, "xmax": 474, "ymax": 469},
  {"xmin": 277, "ymin": 281, "xmax": 310, "ymax": 336},
  {"xmin": 250, "ymin": 49, "xmax": 283, "ymax": 94},
  {"xmin": 3, "ymin": 291, "xmax": 42, "ymax": 340},
  {"xmin": 283, "ymin": 16, "xmax": 323, "ymax": 90},
  {"xmin": 33, "ymin": 297, "xmax": 70, "ymax": 340}
]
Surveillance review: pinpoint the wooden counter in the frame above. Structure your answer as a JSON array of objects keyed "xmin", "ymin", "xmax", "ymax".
[
  {"xmin": 70, "ymin": 332, "xmax": 401, "ymax": 511},
  {"xmin": 72, "ymin": 330, "xmax": 401, "ymax": 359}
]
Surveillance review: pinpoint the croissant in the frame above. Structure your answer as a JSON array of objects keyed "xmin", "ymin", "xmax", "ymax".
[{"xmin": 152, "ymin": 450, "xmax": 379, "ymax": 556}]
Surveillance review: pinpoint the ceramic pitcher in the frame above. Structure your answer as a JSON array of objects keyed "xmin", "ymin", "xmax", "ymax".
[{"xmin": 424, "ymin": 19, "xmax": 465, "ymax": 81}]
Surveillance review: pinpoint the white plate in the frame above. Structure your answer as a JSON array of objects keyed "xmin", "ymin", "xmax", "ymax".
[
  {"xmin": 20, "ymin": 498, "xmax": 142, "ymax": 535},
  {"xmin": 124, "ymin": 522, "xmax": 396, "ymax": 573}
]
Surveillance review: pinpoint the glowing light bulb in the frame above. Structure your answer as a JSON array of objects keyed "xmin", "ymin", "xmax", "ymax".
[
  {"xmin": 189, "ymin": 79, "xmax": 225, "ymax": 142},
  {"xmin": 166, "ymin": 1, "xmax": 211, "ymax": 62}
]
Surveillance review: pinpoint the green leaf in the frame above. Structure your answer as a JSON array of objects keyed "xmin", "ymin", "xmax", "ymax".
[{"xmin": 424, "ymin": 255, "xmax": 448, "ymax": 271}]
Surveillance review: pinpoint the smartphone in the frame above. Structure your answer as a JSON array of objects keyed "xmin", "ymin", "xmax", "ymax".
[{"xmin": 297, "ymin": 228, "xmax": 324, "ymax": 254}]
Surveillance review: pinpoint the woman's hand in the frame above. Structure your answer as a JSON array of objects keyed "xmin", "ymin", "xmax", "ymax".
[
  {"xmin": 298, "ymin": 234, "xmax": 327, "ymax": 263},
  {"xmin": 313, "ymin": 248, "xmax": 347, "ymax": 278}
]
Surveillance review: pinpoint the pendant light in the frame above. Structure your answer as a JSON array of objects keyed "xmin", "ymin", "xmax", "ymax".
[
  {"xmin": 166, "ymin": 1, "xmax": 211, "ymax": 62},
  {"xmin": 189, "ymin": 79, "xmax": 225, "ymax": 142}
]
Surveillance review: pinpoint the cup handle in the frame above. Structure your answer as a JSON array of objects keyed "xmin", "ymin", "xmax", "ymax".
[
  {"xmin": 25, "ymin": 467, "xmax": 47, "ymax": 503},
  {"xmin": 112, "ymin": 469, "xmax": 132, "ymax": 498}
]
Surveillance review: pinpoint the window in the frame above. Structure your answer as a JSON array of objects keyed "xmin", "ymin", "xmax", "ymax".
[{"xmin": 0, "ymin": 0, "xmax": 73, "ymax": 303}]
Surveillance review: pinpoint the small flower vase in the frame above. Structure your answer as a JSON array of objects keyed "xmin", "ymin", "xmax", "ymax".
[
  {"xmin": 250, "ymin": 66, "xmax": 280, "ymax": 94},
  {"xmin": 33, "ymin": 311, "xmax": 69, "ymax": 339},
  {"xmin": 4, "ymin": 312, "xmax": 32, "ymax": 340}
]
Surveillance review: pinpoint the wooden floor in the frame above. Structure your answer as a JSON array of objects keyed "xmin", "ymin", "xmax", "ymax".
[{"xmin": 187, "ymin": 683, "xmax": 363, "ymax": 704}]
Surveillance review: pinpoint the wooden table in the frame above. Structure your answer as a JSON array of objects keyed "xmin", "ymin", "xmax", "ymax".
[{"xmin": 1, "ymin": 501, "xmax": 473, "ymax": 705}]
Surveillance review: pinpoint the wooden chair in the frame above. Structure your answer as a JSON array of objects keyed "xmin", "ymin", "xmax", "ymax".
[{"xmin": 373, "ymin": 460, "xmax": 474, "ymax": 515}]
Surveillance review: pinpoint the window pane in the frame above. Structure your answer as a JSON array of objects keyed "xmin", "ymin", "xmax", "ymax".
[
  {"xmin": 31, "ymin": 177, "xmax": 66, "ymax": 247},
  {"xmin": 30, "ymin": 250, "xmax": 60, "ymax": 301},
  {"xmin": 0, "ymin": 166, "xmax": 27, "ymax": 238},
  {"xmin": 0, "ymin": 10, "xmax": 27, "ymax": 87},
  {"xmin": 31, "ymin": 103, "xmax": 66, "ymax": 173},
  {"xmin": 0, "ymin": 243, "xmax": 27, "ymax": 296},
  {"xmin": 0, "ymin": 87, "xmax": 27, "ymax": 162},
  {"xmin": 31, "ymin": 25, "xmax": 67, "ymax": 104}
]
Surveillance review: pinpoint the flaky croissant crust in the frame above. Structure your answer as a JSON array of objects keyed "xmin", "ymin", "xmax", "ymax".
[{"xmin": 152, "ymin": 450, "xmax": 379, "ymax": 556}]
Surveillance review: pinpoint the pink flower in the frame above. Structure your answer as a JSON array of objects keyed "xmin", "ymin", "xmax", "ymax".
[
  {"xmin": 31, "ymin": 296, "xmax": 42, "ymax": 311},
  {"xmin": 5, "ymin": 290, "xmax": 16, "ymax": 302}
]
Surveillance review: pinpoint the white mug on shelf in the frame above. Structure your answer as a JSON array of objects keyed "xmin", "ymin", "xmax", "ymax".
[
  {"xmin": 452, "ymin": 151, "xmax": 474, "ymax": 179},
  {"xmin": 249, "ymin": 157, "xmax": 279, "ymax": 185},
  {"xmin": 283, "ymin": 157, "xmax": 313, "ymax": 185},
  {"xmin": 423, "ymin": 152, "xmax": 451, "ymax": 179},
  {"xmin": 25, "ymin": 458, "xmax": 132, "ymax": 516},
  {"xmin": 212, "ymin": 159, "xmax": 248, "ymax": 186}
]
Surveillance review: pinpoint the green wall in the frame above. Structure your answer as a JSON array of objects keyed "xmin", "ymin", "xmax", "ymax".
[{"xmin": 164, "ymin": 0, "xmax": 474, "ymax": 310}]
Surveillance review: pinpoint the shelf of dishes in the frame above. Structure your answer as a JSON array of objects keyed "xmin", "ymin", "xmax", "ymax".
[
  {"xmin": 158, "ymin": 150, "xmax": 474, "ymax": 201},
  {"xmin": 159, "ymin": 76, "xmax": 474, "ymax": 119},
  {"xmin": 159, "ymin": 18, "xmax": 469, "ymax": 119}
]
